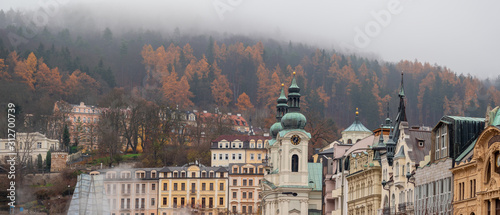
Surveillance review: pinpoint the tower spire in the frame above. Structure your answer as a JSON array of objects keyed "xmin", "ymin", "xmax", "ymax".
[
  {"xmin": 276, "ymin": 83, "xmax": 288, "ymax": 120},
  {"xmin": 398, "ymin": 72, "xmax": 407, "ymax": 122},
  {"xmin": 287, "ymin": 72, "xmax": 301, "ymax": 113}
]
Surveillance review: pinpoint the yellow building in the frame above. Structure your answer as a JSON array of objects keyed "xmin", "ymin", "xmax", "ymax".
[
  {"xmin": 210, "ymin": 135, "xmax": 269, "ymax": 167},
  {"xmin": 452, "ymin": 107, "xmax": 500, "ymax": 215},
  {"xmin": 158, "ymin": 162, "xmax": 229, "ymax": 215},
  {"xmin": 90, "ymin": 168, "xmax": 161, "ymax": 215},
  {"xmin": 346, "ymin": 135, "xmax": 382, "ymax": 215},
  {"xmin": 228, "ymin": 163, "xmax": 264, "ymax": 214}
]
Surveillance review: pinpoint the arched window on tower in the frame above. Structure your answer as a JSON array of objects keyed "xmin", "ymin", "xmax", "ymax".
[
  {"xmin": 348, "ymin": 139, "xmax": 352, "ymax": 144},
  {"xmin": 291, "ymin": 155, "xmax": 299, "ymax": 172}
]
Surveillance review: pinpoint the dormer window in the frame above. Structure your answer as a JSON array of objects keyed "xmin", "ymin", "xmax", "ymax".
[{"xmin": 418, "ymin": 140, "xmax": 424, "ymax": 148}]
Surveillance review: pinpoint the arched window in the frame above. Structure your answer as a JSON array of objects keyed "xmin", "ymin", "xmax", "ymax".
[
  {"xmin": 402, "ymin": 165, "xmax": 405, "ymax": 176},
  {"xmin": 348, "ymin": 139, "xmax": 352, "ymax": 144},
  {"xmin": 291, "ymin": 155, "xmax": 299, "ymax": 172}
]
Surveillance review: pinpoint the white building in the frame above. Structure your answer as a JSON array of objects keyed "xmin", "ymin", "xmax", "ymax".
[
  {"xmin": 0, "ymin": 132, "xmax": 60, "ymax": 164},
  {"xmin": 262, "ymin": 74, "xmax": 322, "ymax": 215}
]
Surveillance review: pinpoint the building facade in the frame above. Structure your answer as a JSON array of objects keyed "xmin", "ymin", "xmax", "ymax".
[
  {"xmin": 210, "ymin": 135, "xmax": 269, "ymax": 167},
  {"xmin": 379, "ymin": 73, "xmax": 432, "ymax": 215},
  {"xmin": 414, "ymin": 116, "xmax": 484, "ymax": 215},
  {"xmin": 158, "ymin": 163, "xmax": 229, "ymax": 215},
  {"xmin": 55, "ymin": 101, "xmax": 102, "ymax": 151},
  {"xmin": 228, "ymin": 163, "xmax": 264, "ymax": 214},
  {"xmin": 0, "ymin": 132, "xmax": 59, "ymax": 165},
  {"xmin": 262, "ymin": 74, "xmax": 322, "ymax": 215},
  {"xmin": 451, "ymin": 106, "xmax": 500, "ymax": 215},
  {"xmin": 90, "ymin": 168, "xmax": 161, "ymax": 215},
  {"xmin": 346, "ymin": 134, "xmax": 383, "ymax": 215}
]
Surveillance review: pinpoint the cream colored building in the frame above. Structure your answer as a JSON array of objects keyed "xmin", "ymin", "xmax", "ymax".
[
  {"xmin": 210, "ymin": 135, "xmax": 269, "ymax": 167},
  {"xmin": 0, "ymin": 132, "xmax": 59, "ymax": 165},
  {"xmin": 346, "ymin": 135, "xmax": 383, "ymax": 215},
  {"xmin": 379, "ymin": 74, "xmax": 432, "ymax": 215}
]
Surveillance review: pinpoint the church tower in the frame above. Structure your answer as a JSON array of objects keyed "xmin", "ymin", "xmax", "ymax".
[{"xmin": 263, "ymin": 72, "xmax": 319, "ymax": 215}]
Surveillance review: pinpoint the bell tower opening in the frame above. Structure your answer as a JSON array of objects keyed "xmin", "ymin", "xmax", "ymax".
[{"xmin": 292, "ymin": 154, "xmax": 299, "ymax": 172}]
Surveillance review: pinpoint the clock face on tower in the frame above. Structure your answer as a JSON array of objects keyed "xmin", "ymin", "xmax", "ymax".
[{"xmin": 291, "ymin": 135, "xmax": 301, "ymax": 145}]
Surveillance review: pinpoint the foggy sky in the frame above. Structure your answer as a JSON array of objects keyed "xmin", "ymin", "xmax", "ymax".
[{"xmin": 2, "ymin": 0, "xmax": 499, "ymax": 79}]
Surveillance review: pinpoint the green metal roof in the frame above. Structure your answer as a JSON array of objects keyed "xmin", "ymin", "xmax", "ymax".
[
  {"xmin": 308, "ymin": 163, "xmax": 322, "ymax": 191},
  {"xmin": 455, "ymin": 138, "xmax": 476, "ymax": 162},
  {"xmin": 343, "ymin": 117, "xmax": 371, "ymax": 133},
  {"xmin": 492, "ymin": 108, "xmax": 500, "ymax": 126},
  {"xmin": 394, "ymin": 145, "xmax": 405, "ymax": 159},
  {"xmin": 443, "ymin": 116, "xmax": 485, "ymax": 123},
  {"xmin": 268, "ymin": 139, "xmax": 277, "ymax": 146}
]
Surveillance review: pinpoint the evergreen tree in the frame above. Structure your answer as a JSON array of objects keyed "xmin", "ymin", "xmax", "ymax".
[
  {"xmin": 37, "ymin": 154, "xmax": 43, "ymax": 171},
  {"xmin": 46, "ymin": 151, "xmax": 51, "ymax": 172},
  {"xmin": 63, "ymin": 124, "xmax": 70, "ymax": 151}
]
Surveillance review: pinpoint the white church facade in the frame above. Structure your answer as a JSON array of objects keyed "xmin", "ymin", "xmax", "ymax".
[{"xmin": 261, "ymin": 73, "xmax": 322, "ymax": 215}]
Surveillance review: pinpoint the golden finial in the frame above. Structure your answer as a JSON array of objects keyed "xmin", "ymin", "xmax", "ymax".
[
  {"xmin": 356, "ymin": 108, "xmax": 359, "ymax": 115},
  {"xmin": 293, "ymin": 71, "xmax": 296, "ymax": 75},
  {"xmin": 281, "ymin": 83, "xmax": 284, "ymax": 87}
]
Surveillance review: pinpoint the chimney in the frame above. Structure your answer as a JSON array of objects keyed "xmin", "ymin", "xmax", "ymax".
[{"xmin": 237, "ymin": 114, "xmax": 241, "ymax": 117}]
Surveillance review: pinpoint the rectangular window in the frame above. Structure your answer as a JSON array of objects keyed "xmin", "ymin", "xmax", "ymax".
[
  {"xmin": 238, "ymin": 154, "xmax": 242, "ymax": 160},
  {"xmin": 210, "ymin": 183, "xmax": 214, "ymax": 191},
  {"xmin": 121, "ymin": 198, "xmax": 125, "ymax": 209},
  {"xmin": 202, "ymin": 183, "xmax": 206, "ymax": 191},
  {"xmin": 127, "ymin": 198, "xmax": 130, "ymax": 209},
  {"xmin": 163, "ymin": 183, "xmax": 168, "ymax": 191},
  {"xmin": 232, "ymin": 206, "xmax": 237, "ymax": 212},
  {"xmin": 232, "ymin": 154, "xmax": 235, "ymax": 160},
  {"xmin": 152, "ymin": 184, "xmax": 156, "ymax": 191},
  {"xmin": 142, "ymin": 184, "xmax": 146, "ymax": 193},
  {"xmin": 174, "ymin": 183, "xmax": 178, "ymax": 191},
  {"xmin": 173, "ymin": 198, "xmax": 177, "ymax": 208},
  {"xmin": 258, "ymin": 154, "xmax": 262, "ymax": 160},
  {"xmin": 225, "ymin": 154, "xmax": 228, "ymax": 160},
  {"xmin": 135, "ymin": 198, "xmax": 139, "ymax": 209},
  {"xmin": 209, "ymin": 197, "xmax": 213, "ymax": 208},
  {"xmin": 243, "ymin": 179, "xmax": 247, "ymax": 186},
  {"xmin": 233, "ymin": 192, "xmax": 237, "ymax": 198},
  {"xmin": 233, "ymin": 167, "xmax": 238, "ymax": 173},
  {"xmin": 151, "ymin": 198, "xmax": 155, "ymax": 206},
  {"xmin": 37, "ymin": 142, "xmax": 42, "ymax": 148},
  {"xmin": 242, "ymin": 206, "xmax": 246, "ymax": 213},
  {"xmin": 192, "ymin": 172, "xmax": 196, "ymax": 178},
  {"xmin": 219, "ymin": 154, "xmax": 223, "ymax": 160},
  {"xmin": 219, "ymin": 197, "xmax": 223, "ymax": 205},
  {"xmin": 136, "ymin": 184, "xmax": 140, "ymax": 194},
  {"xmin": 249, "ymin": 206, "xmax": 253, "ymax": 213},
  {"xmin": 181, "ymin": 183, "xmax": 185, "ymax": 191},
  {"xmin": 250, "ymin": 154, "xmax": 254, "ymax": 160},
  {"xmin": 249, "ymin": 192, "xmax": 253, "ymax": 199},
  {"xmin": 220, "ymin": 183, "xmax": 224, "ymax": 191},
  {"xmin": 242, "ymin": 192, "xmax": 246, "ymax": 198},
  {"xmin": 233, "ymin": 179, "xmax": 237, "ymax": 186},
  {"xmin": 213, "ymin": 154, "xmax": 217, "ymax": 160}
]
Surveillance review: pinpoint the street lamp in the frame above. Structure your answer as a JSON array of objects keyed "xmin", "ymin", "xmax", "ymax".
[
  {"xmin": 406, "ymin": 171, "xmax": 415, "ymax": 185},
  {"xmin": 382, "ymin": 179, "xmax": 392, "ymax": 215}
]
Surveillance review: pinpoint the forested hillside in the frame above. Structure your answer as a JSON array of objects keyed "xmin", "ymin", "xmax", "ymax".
[{"xmin": 1, "ymin": 9, "xmax": 499, "ymax": 139}]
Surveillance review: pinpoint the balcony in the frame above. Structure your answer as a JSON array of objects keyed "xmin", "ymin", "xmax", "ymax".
[
  {"xmin": 406, "ymin": 202, "xmax": 414, "ymax": 211},
  {"xmin": 382, "ymin": 207, "xmax": 395, "ymax": 215},
  {"xmin": 397, "ymin": 203, "xmax": 406, "ymax": 213},
  {"xmin": 331, "ymin": 209, "xmax": 341, "ymax": 215},
  {"xmin": 331, "ymin": 188, "xmax": 341, "ymax": 198}
]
